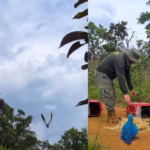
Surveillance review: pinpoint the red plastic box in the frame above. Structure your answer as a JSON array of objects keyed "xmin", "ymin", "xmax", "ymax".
[
  {"xmin": 88, "ymin": 100, "xmax": 103, "ymax": 117},
  {"xmin": 125, "ymin": 102, "xmax": 150, "ymax": 118}
]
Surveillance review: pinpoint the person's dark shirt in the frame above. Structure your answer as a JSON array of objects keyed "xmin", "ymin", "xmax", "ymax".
[{"xmin": 96, "ymin": 52, "xmax": 133, "ymax": 95}]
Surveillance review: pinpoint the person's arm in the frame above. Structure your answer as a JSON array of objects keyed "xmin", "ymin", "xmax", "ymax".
[
  {"xmin": 114, "ymin": 59, "xmax": 128, "ymax": 95},
  {"xmin": 125, "ymin": 67, "xmax": 133, "ymax": 91}
]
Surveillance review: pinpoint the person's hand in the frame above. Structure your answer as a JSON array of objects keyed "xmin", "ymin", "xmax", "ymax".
[
  {"xmin": 131, "ymin": 90, "xmax": 136, "ymax": 96},
  {"xmin": 124, "ymin": 95, "xmax": 130, "ymax": 103}
]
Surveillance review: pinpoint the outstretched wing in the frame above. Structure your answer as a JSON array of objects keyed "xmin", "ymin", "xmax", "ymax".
[
  {"xmin": 48, "ymin": 113, "xmax": 53, "ymax": 125},
  {"xmin": 41, "ymin": 113, "xmax": 47, "ymax": 124}
]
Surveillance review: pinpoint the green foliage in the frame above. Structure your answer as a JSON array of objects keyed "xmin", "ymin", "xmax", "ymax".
[
  {"xmin": 50, "ymin": 127, "xmax": 88, "ymax": 150},
  {"xmin": 0, "ymin": 103, "xmax": 52, "ymax": 150},
  {"xmin": 108, "ymin": 21, "xmax": 128, "ymax": 46},
  {"xmin": 88, "ymin": 21, "xmax": 109, "ymax": 60},
  {"xmin": 0, "ymin": 145, "xmax": 9, "ymax": 150},
  {"xmin": 0, "ymin": 102, "xmax": 88, "ymax": 150},
  {"xmin": 88, "ymin": 135, "xmax": 102, "ymax": 150},
  {"xmin": 0, "ymin": 105, "xmax": 36, "ymax": 149},
  {"xmin": 88, "ymin": 59, "xmax": 101, "ymax": 85},
  {"xmin": 102, "ymin": 42, "xmax": 116, "ymax": 53},
  {"xmin": 136, "ymin": 39, "xmax": 150, "ymax": 60},
  {"xmin": 88, "ymin": 21, "xmax": 133, "ymax": 61},
  {"xmin": 58, "ymin": 127, "xmax": 87, "ymax": 150},
  {"xmin": 146, "ymin": 28, "xmax": 150, "ymax": 39},
  {"xmin": 138, "ymin": 11, "xmax": 150, "ymax": 29},
  {"xmin": 137, "ymin": 1, "xmax": 150, "ymax": 29}
]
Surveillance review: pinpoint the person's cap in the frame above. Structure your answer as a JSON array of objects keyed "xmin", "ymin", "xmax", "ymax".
[{"xmin": 125, "ymin": 48, "xmax": 141, "ymax": 63}]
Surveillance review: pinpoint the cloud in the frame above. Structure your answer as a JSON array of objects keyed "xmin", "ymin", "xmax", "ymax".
[
  {"xmin": 44, "ymin": 105, "xmax": 57, "ymax": 110},
  {"xmin": 0, "ymin": 0, "xmax": 88, "ymax": 145}
]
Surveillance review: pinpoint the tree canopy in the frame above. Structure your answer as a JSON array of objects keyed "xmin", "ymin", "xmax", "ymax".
[
  {"xmin": 0, "ymin": 98, "xmax": 88, "ymax": 150},
  {"xmin": 137, "ymin": 0, "xmax": 150, "ymax": 29}
]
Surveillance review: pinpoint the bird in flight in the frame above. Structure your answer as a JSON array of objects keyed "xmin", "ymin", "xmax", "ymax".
[{"xmin": 41, "ymin": 113, "xmax": 53, "ymax": 128}]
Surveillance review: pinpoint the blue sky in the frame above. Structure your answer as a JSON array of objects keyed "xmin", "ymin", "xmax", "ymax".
[
  {"xmin": 0, "ymin": 0, "xmax": 88, "ymax": 144},
  {"xmin": 89, "ymin": 0, "xmax": 149, "ymax": 48}
]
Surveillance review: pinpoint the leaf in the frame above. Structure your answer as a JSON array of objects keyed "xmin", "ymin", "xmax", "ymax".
[
  {"xmin": 67, "ymin": 41, "xmax": 85, "ymax": 58},
  {"xmin": 73, "ymin": 9, "xmax": 88, "ymax": 19},
  {"xmin": 59, "ymin": 31, "xmax": 88, "ymax": 48},
  {"xmin": 81, "ymin": 64, "xmax": 88, "ymax": 70},
  {"xmin": 84, "ymin": 52, "xmax": 88, "ymax": 62},
  {"xmin": 85, "ymin": 26, "xmax": 88, "ymax": 29},
  {"xmin": 75, "ymin": 99, "xmax": 88, "ymax": 107},
  {"xmin": 74, "ymin": 0, "xmax": 87, "ymax": 8},
  {"xmin": 41, "ymin": 113, "xmax": 46, "ymax": 123}
]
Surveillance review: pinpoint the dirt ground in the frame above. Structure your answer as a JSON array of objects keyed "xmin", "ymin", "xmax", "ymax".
[{"xmin": 88, "ymin": 103, "xmax": 150, "ymax": 150}]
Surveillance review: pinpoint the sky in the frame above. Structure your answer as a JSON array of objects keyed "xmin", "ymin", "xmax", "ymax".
[
  {"xmin": 0, "ymin": 0, "xmax": 88, "ymax": 144},
  {"xmin": 1, "ymin": 0, "xmax": 149, "ymax": 145},
  {"xmin": 89, "ymin": 0, "xmax": 150, "ymax": 48}
]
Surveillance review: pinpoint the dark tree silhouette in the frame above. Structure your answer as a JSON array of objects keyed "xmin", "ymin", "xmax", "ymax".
[
  {"xmin": 59, "ymin": 0, "xmax": 88, "ymax": 107},
  {"xmin": 0, "ymin": 98, "xmax": 7, "ymax": 116}
]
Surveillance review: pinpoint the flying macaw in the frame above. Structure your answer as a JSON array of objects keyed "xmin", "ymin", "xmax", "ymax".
[
  {"xmin": 41, "ymin": 113, "xmax": 53, "ymax": 128},
  {"xmin": 121, "ymin": 114, "xmax": 138, "ymax": 144}
]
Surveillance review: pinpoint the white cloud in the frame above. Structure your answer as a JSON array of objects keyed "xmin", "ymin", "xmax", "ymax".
[
  {"xmin": 0, "ymin": 0, "xmax": 88, "ymax": 145},
  {"xmin": 44, "ymin": 104, "xmax": 57, "ymax": 110}
]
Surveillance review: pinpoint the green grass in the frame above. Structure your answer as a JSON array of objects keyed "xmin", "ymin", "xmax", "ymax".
[
  {"xmin": 0, "ymin": 145, "xmax": 9, "ymax": 150},
  {"xmin": 89, "ymin": 74, "xmax": 150, "ymax": 107},
  {"xmin": 88, "ymin": 78, "xmax": 128, "ymax": 107},
  {"xmin": 88, "ymin": 111, "xmax": 113, "ymax": 150}
]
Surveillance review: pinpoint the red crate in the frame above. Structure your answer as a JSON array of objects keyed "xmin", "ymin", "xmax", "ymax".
[
  {"xmin": 88, "ymin": 100, "xmax": 103, "ymax": 117},
  {"xmin": 125, "ymin": 102, "xmax": 150, "ymax": 118}
]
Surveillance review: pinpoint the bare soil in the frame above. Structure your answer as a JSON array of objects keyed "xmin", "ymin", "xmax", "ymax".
[{"xmin": 88, "ymin": 103, "xmax": 150, "ymax": 150}]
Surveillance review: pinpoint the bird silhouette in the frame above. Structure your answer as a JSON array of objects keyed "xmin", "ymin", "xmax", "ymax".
[
  {"xmin": 41, "ymin": 113, "xmax": 53, "ymax": 128},
  {"xmin": 121, "ymin": 114, "xmax": 138, "ymax": 144}
]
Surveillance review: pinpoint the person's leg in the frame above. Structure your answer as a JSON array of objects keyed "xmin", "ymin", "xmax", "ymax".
[
  {"xmin": 95, "ymin": 71, "xmax": 119, "ymax": 123},
  {"xmin": 112, "ymin": 81, "xmax": 122, "ymax": 120},
  {"xmin": 112, "ymin": 81, "xmax": 116, "ymax": 108},
  {"xmin": 96, "ymin": 71, "xmax": 115, "ymax": 111}
]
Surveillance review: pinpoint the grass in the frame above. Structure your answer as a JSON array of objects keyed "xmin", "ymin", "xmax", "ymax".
[
  {"xmin": 88, "ymin": 111, "xmax": 113, "ymax": 150},
  {"xmin": 88, "ymin": 74, "xmax": 150, "ymax": 107},
  {"xmin": 88, "ymin": 78, "xmax": 128, "ymax": 107}
]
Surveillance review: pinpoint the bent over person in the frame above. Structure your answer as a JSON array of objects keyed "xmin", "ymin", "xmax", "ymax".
[{"xmin": 95, "ymin": 48, "xmax": 141, "ymax": 124}]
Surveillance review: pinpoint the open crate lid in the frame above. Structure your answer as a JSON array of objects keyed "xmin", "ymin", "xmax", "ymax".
[
  {"xmin": 128, "ymin": 102, "xmax": 150, "ymax": 106},
  {"xmin": 88, "ymin": 99, "xmax": 101, "ymax": 103}
]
